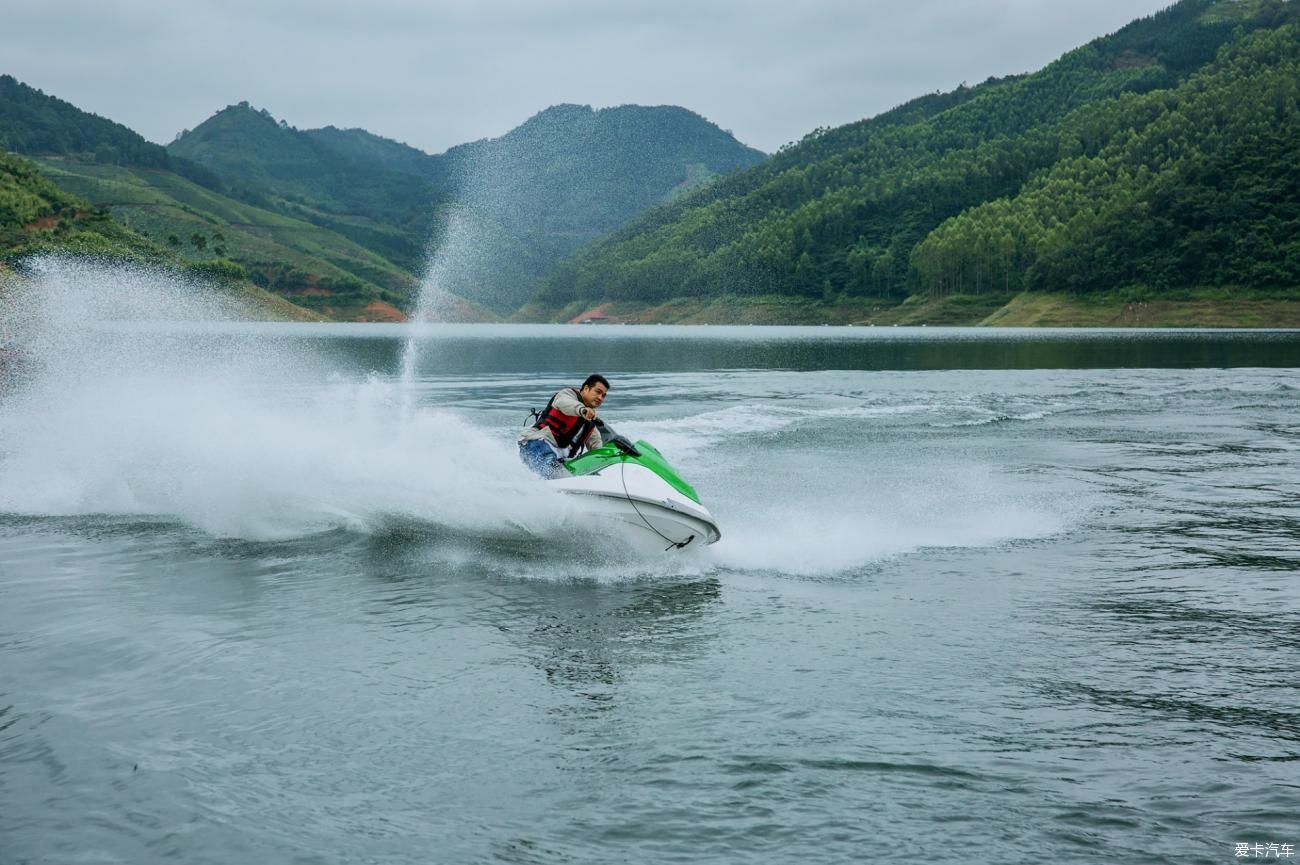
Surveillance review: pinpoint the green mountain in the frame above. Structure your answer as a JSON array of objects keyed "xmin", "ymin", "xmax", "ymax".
[
  {"xmin": 0, "ymin": 74, "xmax": 171, "ymax": 169},
  {"xmin": 438, "ymin": 103, "xmax": 767, "ymax": 311},
  {"xmin": 170, "ymin": 102, "xmax": 767, "ymax": 312},
  {"xmin": 536, "ymin": 0, "xmax": 1300, "ymax": 317},
  {"xmin": 168, "ymin": 103, "xmax": 434, "ymax": 272},
  {"xmin": 304, "ymin": 126, "xmax": 441, "ymax": 178},
  {"xmin": 0, "ymin": 149, "xmax": 164, "ymax": 260},
  {"xmin": 0, "ymin": 83, "xmax": 427, "ymax": 318},
  {"xmin": 3, "ymin": 74, "xmax": 767, "ymax": 319},
  {"xmin": 0, "ymin": 75, "xmax": 237, "ymax": 197},
  {"xmin": 31, "ymin": 156, "xmax": 415, "ymax": 319},
  {"xmin": 0, "ymin": 150, "xmax": 317, "ymax": 320},
  {"xmin": 912, "ymin": 18, "xmax": 1300, "ymax": 297}
]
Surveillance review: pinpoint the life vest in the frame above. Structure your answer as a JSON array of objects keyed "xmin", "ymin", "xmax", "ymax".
[{"xmin": 533, "ymin": 387, "xmax": 595, "ymax": 458}]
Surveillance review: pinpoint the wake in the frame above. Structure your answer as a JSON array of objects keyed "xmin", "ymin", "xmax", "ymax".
[
  {"xmin": 0, "ymin": 258, "xmax": 564, "ymax": 542},
  {"xmin": 1, "ymin": 258, "xmax": 1083, "ymax": 578}
]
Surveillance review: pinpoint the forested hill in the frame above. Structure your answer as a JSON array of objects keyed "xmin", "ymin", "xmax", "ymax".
[
  {"xmin": 0, "ymin": 151, "xmax": 317, "ymax": 320},
  {"xmin": 169, "ymin": 103, "xmax": 435, "ymax": 272},
  {"xmin": 0, "ymin": 75, "xmax": 169, "ymax": 168},
  {"xmin": 304, "ymin": 126, "xmax": 441, "ymax": 178},
  {"xmin": 447, "ymin": 104, "xmax": 766, "ymax": 230},
  {"xmin": 431, "ymin": 103, "xmax": 767, "ymax": 311},
  {"xmin": 1, "ymin": 78, "xmax": 765, "ymax": 319},
  {"xmin": 0, "ymin": 75, "xmax": 228, "ymax": 192},
  {"xmin": 536, "ymin": 0, "xmax": 1300, "ymax": 314},
  {"xmin": 0, "ymin": 150, "xmax": 162, "ymax": 260},
  {"xmin": 0, "ymin": 85, "xmax": 424, "ymax": 319},
  {"xmin": 911, "ymin": 18, "xmax": 1300, "ymax": 298},
  {"xmin": 171, "ymin": 102, "xmax": 767, "ymax": 312}
]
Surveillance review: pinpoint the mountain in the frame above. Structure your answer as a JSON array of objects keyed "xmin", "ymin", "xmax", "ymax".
[
  {"xmin": 31, "ymin": 156, "xmax": 416, "ymax": 319},
  {"xmin": 168, "ymin": 103, "xmax": 434, "ymax": 272},
  {"xmin": 3, "ymin": 72, "xmax": 767, "ymax": 319},
  {"xmin": 0, "ymin": 75, "xmax": 235, "ymax": 195},
  {"xmin": 303, "ymin": 126, "xmax": 439, "ymax": 178},
  {"xmin": 449, "ymin": 104, "xmax": 767, "ymax": 230},
  {"xmin": 911, "ymin": 18, "xmax": 1300, "ymax": 299},
  {"xmin": 434, "ymin": 104, "xmax": 767, "ymax": 311},
  {"xmin": 535, "ymin": 0, "xmax": 1300, "ymax": 319},
  {"xmin": 0, "ymin": 151, "xmax": 317, "ymax": 320},
  {"xmin": 0, "ymin": 75, "xmax": 170, "ymax": 168},
  {"xmin": 0, "ymin": 83, "xmax": 431, "ymax": 318},
  {"xmin": 0, "ymin": 149, "xmax": 163, "ymax": 260},
  {"xmin": 170, "ymin": 102, "xmax": 767, "ymax": 312}
]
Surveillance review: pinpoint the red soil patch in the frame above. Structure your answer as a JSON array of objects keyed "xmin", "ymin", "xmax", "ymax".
[
  {"xmin": 355, "ymin": 300, "xmax": 409, "ymax": 323},
  {"xmin": 24, "ymin": 210, "xmax": 92, "ymax": 230},
  {"xmin": 566, "ymin": 305, "xmax": 621, "ymax": 324}
]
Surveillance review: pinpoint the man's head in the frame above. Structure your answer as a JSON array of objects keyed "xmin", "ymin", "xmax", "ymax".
[{"xmin": 579, "ymin": 374, "xmax": 609, "ymax": 409}]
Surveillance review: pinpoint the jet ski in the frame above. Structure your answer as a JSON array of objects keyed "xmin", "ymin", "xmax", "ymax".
[{"xmin": 547, "ymin": 424, "xmax": 721, "ymax": 549}]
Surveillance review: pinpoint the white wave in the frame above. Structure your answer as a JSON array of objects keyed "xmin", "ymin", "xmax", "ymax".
[
  {"xmin": 704, "ymin": 462, "xmax": 1081, "ymax": 576},
  {"xmin": 0, "ymin": 258, "xmax": 572, "ymax": 541},
  {"xmin": 625, "ymin": 402, "xmax": 936, "ymax": 456},
  {"xmin": 0, "ymin": 258, "xmax": 1087, "ymax": 568},
  {"xmin": 932, "ymin": 409, "xmax": 1056, "ymax": 428}
]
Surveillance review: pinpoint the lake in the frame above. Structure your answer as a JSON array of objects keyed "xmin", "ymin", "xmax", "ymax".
[{"xmin": 2, "ymin": 319, "xmax": 1298, "ymax": 865}]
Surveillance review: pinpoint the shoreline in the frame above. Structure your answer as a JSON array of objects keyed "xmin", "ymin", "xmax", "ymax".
[{"xmin": 513, "ymin": 291, "xmax": 1300, "ymax": 328}]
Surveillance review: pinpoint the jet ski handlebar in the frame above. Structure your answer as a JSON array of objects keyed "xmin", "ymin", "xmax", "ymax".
[
  {"xmin": 595, "ymin": 418, "xmax": 641, "ymax": 457},
  {"xmin": 612, "ymin": 436, "xmax": 641, "ymax": 457}
]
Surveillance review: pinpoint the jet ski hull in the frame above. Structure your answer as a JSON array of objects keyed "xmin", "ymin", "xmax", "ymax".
[{"xmin": 550, "ymin": 440, "xmax": 721, "ymax": 547}]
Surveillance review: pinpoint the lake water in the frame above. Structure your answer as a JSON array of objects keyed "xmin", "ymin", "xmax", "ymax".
[{"xmin": 2, "ymin": 314, "xmax": 1298, "ymax": 864}]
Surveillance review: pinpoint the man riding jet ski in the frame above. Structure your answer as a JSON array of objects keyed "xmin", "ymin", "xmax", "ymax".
[
  {"xmin": 518, "ymin": 375, "xmax": 721, "ymax": 548},
  {"xmin": 518, "ymin": 374, "xmax": 609, "ymax": 478}
]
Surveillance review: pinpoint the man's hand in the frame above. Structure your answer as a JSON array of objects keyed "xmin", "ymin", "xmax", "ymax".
[{"xmin": 580, "ymin": 406, "xmax": 597, "ymax": 421}]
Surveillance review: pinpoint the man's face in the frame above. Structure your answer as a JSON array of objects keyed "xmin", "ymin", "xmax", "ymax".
[{"xmin": 580, "ymin": 382, "xmax": 607, "ymax": 408}]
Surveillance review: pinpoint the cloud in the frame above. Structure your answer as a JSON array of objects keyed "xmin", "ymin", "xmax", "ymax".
[{"xmin": 5, "ymin": 0, "xmax": 1174, "ymax": 153}]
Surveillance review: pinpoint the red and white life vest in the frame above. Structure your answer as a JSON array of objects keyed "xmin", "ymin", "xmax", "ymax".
[{"xmin": 534, "ymin": 387, "xmax": 595, "ymax": 457}]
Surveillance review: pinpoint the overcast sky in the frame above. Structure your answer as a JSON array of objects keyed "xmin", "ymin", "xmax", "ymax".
[{"xmin": 8, "ymin": 0, "xmax": 1175, "ymax": 155}]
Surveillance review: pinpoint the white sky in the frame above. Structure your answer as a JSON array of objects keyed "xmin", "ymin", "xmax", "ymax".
[{"xmin": 8, "ymin": 0, "xmax": 1175, "ymax": 155}]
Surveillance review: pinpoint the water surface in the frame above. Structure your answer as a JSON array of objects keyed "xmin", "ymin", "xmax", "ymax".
[{"xmin": 2, "ymin": 320, "xmax": 1297, "ymax": 864}]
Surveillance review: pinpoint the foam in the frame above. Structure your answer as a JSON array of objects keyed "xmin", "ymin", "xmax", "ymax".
[
  {"xmin": 705, "ymin": 463, "xmax": 1077, "ymax": 576},
  {"xmin": 0, "ymin": 257, "xmax": 564, "ymax": 542},
  {"xmin": 0, "ymin": 257, "xmax": 1087, "ymax": 574}
]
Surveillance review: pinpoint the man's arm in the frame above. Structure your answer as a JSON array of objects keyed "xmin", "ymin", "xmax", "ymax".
[
  {"xmin": 553, "ymin": 385, "xmax": 603, "ymax": 452},
  {"xmin": 550, "ymin": 387, "xmax": 587, "ymax": 418},
  {"xmin": 553, "ymin": 388, "xmax": 603, "ymax": 451}
]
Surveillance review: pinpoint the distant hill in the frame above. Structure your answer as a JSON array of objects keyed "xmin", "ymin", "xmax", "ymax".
[
  {"xmin": 0, "ymin": 75, "xmax": 170, "ymax": 169},
  {"xmin": 3, "ymin": 74, "xmax": 768, "ymax": 319},
  {"xmin": 31, "ymin": 156, "xmax": 416, "ymax": 319},
  {"xmin": 436, "ymin": 103, "xmax": 767, "ymax": 311},
  {"xmin": 171, "ymin": 102, "xmax": 767, "ymax": 312},
  {"xmin": 0, "ymin": 84, "xmax": 432, "ymax": 318},
  {"xmin": 446, "ymin": 103, "xmax": 768, "ymax": 233},
  {"xmin": 0, "ymin": 75, "xmax": 234, "ymax": 195},
  {"xmin": 535, "ymin": 0, "xmax": 1300, "ymax": 317},
  {"xmin": 0, "ymin": 149, "xmax": 163, "ymax": 260},
  {"xmin": 0, "ymin": 151, "xmax": 318, "ymax": 320},
  {"xmin": 168, "ymin": 103, "xmax": 434, "ymax": 272},
  {"xmin": 304, "ymin": 126, "xmax": 440, "ymax": 178}
]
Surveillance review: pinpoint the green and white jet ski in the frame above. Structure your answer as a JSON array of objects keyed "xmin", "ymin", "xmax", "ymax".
[{"xmin": 548, "ymin": 427, "xmax": 721, "ymax": 549}]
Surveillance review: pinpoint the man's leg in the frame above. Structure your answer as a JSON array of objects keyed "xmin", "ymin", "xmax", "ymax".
[{"xmin": 519, "ymin": 439, "xmax": 565, "ymax": 478}]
